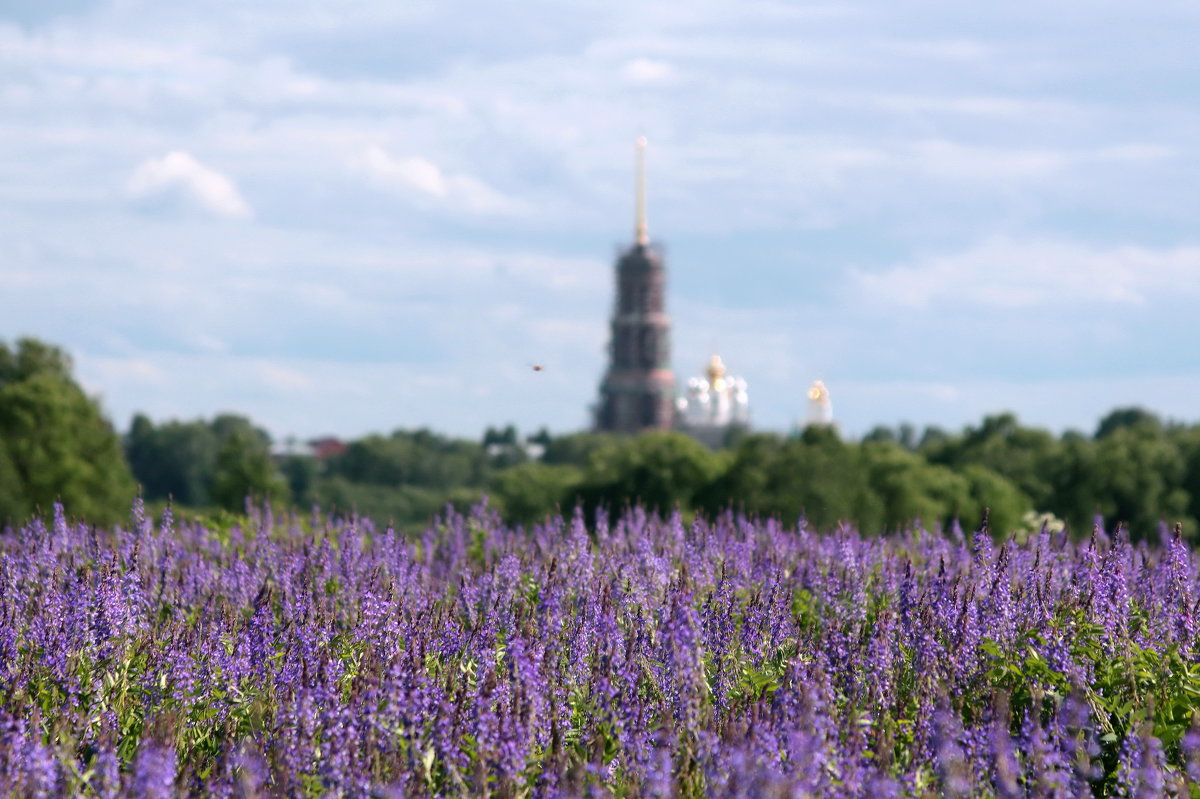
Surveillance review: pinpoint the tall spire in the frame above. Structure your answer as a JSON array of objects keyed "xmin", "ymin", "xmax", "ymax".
[
  {"xmin": 634, "ymin": 135, "xmax": 649, "ymax": 246},
  {"xmin": 595, "ymin": 135, "xmax": 673, "ymax": 433}
]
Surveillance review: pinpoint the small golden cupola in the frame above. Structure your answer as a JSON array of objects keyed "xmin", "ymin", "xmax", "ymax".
[
  {"xmin": 677, "ymin": 353, "xmax": 750, "ymax": 447},
  {"xmin": 706, "ymin": 353, "xmax": 727, "ymax": 392},
  {"xmin": 806, "ymin": 380, "xmax": 833, "ymax": 427}
]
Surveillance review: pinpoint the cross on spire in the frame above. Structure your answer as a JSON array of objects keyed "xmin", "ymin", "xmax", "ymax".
[{"xmin": 635, "ymin": 136, "xmax": 649, "ymax": 246}]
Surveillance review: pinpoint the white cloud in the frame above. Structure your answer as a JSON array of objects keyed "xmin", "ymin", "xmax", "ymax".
[
  {"xmin": 900, "ymin": 140, "xmax": 1175, "ymax": 182},
  {"xmin": 878, "ymin": 38, "xmax": 991, "ymax": 61},
  {"xmin": 494, "ymin": 253, "xmax": 607, "ymax": 291},
  {"xmin": 868, "ymin": 94, "xmax": 1072, "ymax": 120},
  {"xmin": 79, "ymin": 357, "xmax": 168, "ymax": 395},
  {"xmin": 907, "ymin": 141, "xmax": 1067, "ymax": 181},
  {"xmin": 1092, "ymin": 144, "xmax": 1175, "ymax": 162},
  {"xmin": 360, "ymin": 147, "xmax": 445, "ymax": 196},
  {"xmin": 354, "ymin": 145, "xmax": 522, "ymax": 215},
  {"xmin": 3, "ymin": 0, "xmax": 1199, "ymax": 443},
  {"xmin": 853, "ymin": 237, "xmax": 1200, "ymax": 310},
  {"xmin": 125, "ymin": 151, "xmax": 252, "ymax": 219},
  {"xmin": 622, "ymin": 57, "xmax": 676, "ymax": 84},
  {"xmin": 256, "ymin": 363, "xmax": 313, "ymax": 391},
  {"xmin": 190, "ymin": 333, "xmax": 228, "ymax": 354}
]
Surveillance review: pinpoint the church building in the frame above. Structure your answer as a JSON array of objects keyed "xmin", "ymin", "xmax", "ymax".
[
  {"xmin": 676, "ymin": 354, "xmax": 750, "ymax": 447},
  {"xmin": 593, "ymin": 138, "xmax": 676, "ymax": 433},
  {"xmin": 593, "ymin": 139, "xmax": 776, "ymax": 444}
]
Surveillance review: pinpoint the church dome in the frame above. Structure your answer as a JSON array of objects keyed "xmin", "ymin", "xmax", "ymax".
[
  {"xmin": 806, "ymin": 380, "xmax": 833, "ymax": 426},
  {"xmin": 677, "ymin": 354, "xmax": 750, "ymax": 447},
  {"xmin": 706, "ymin": 354, "xmax": 726, "ymax": 390}
]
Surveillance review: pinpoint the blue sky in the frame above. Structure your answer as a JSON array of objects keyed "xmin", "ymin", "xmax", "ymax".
[{"xmin": 1, "ymin": 0, "xmax": 1198, "ymax": 442}]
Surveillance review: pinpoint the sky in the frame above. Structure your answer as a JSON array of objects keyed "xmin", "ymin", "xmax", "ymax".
[{"xmin": 1, "ymin": 0, "xmax": 1198, "ymax": 443}]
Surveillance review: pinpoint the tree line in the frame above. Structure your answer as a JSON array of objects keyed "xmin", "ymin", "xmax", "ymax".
[{"xmin": 2, "ymin": 336, "xmax": 1198, "ymax": 539}]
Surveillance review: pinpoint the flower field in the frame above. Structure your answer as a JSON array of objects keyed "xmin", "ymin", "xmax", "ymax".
[{"xmin": 2, "ymin": 501, "xmax": 1199, "ymax": 797}]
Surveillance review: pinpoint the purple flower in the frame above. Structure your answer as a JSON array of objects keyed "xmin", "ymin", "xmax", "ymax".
[{"xmin": 131, "ymin": 742, "xmax": 177, "ymax": 799}]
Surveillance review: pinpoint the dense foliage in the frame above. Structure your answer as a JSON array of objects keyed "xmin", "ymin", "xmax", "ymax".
[
  {"xmin": 0, "ymin": 338, "xmax": 134, "ymax": 525},
  {"xmin": 124, "ymin": 410, "xmax": 1200, "ymax": 541},
  {"xmin": 6, "ymin": 336, "xmax": 1200, "ymax": 541},
  {"xmin": 125, "ymin": 414, "xmax": 286, "ymax": 513},
  {"xmin": 3, "ymin": 501, "xmax": 1200, "ymax": 796}
]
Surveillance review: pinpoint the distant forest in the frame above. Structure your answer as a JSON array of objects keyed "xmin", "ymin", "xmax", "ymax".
[{"xmin": 3, "ymin": 336, "xmax": 1199, "ymax": 539}]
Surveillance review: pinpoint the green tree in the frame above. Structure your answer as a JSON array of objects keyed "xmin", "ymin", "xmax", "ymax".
[
  {"xmin": 573, "ymin": 431, "xmax": 725, "ymax": 517},
  {"xmin": 0, "ymin": 337, "xmax": 135, "ymax": 524},
  {"xmin": 210, "ymin": 429, "xmax": 288, "ymax": 512},
  {"xmin": 311, "ymin": 478, "xmax": 483, "ymax": 530},
  {"xmin": 280, "ymin": 454, "xmax": 319, "ymax": 508},
  {"xmin": 482, "ymin": 424, "xmax": 527, "ymax": 469},
  {"xmin": 124, "ymin": 412, "xmax": 279, "ymax": 510},
  {"xmin": 959, "ymin": 464, "xmax": 1031, "ymax": 537},
  {"xmin": 861, "ymin": 441, "xmax": 976, "ymax": 533},
  {"xmin": 1175, "ymin": 427, "xmax": 1200, "ymax": 534},
  {"xmin": 330, "ymin": 429, "xmax": 488, "ymax": 489},
  {"xmin": 1042, "ymin": 431, "xmax": 1101, "ymax": 534},
  {"xmin": 862, "ymin": 425, "xmax": 900, "ymax": 446},
  {"xmin": 698, "ymin": 427, "xmax": 881, "ymax": 531},
  {"xmin": 0, "ymin": 337, "xmax": 73, "ymax": 382},
  {"xmin": 539, "ymin": 431, "xmax": 623, "ymax": 468},
  {"xmin": 698, "ymin": 430, "xmax": 1030, "ymax": 536},
  {"xmin": 0, "ymin": 445, "xmax": 25, "ymax": 523},
  {"xmin": 693, "ymin": 433, "xmax": 781, "ymax": 518},
  {"xmin": 1095, "ymin": 407, "xmax": 1163, "ymax": 440},
  {"xmin": 765, "ymin": 426, "xmax": 880, "ymax": 531},
  {"xmin": 482, "ymin": 424, "xmax": 518, "ymax": 447},
  {"xmin": 490, "ymin": 462, "xmax": 582, "ymax": 526},
  {"xmin": 922, "ymin": 413, "xmax": 1060, "ymax": 509},
  {"xmin": 1090, "ymin": 424, "xmax": 1192, "ymax": 540},
  {"xmin": 125, "ymin": 414, "xmax": 220, "ymax": 506},
  {"xmin": 527, "ymin": 427, "xmax": 553, "ymax": 448}
]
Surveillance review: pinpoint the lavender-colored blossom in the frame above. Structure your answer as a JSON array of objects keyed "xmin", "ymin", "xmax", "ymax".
[
  {"xmin": 0, "ymin": 499, "xmax": 1196, "ymax": 795},
  {"xmin": 131, "ymin": 742, "xmax": 176, "ymax": 799}
]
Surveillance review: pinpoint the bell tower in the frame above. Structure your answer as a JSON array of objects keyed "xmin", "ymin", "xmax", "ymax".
[{"xmin": 594, "ymin": 137, "xmax": 676, "ymax": 433}]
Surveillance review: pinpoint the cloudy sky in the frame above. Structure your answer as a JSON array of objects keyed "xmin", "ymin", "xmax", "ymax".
[{"xmin": 2, "ymin": 0, "xmax": 1198, "ymax": 442}]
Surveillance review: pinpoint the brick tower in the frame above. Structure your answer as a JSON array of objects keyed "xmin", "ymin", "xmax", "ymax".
[{"xmin": 594, "ymin": 137, "xmax": 676, "ymax": 433}]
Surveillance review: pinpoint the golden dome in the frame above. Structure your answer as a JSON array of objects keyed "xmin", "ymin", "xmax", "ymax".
[{"xmin": 706, "ymin": 354, "xmax": 727, "ymax": 390}]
